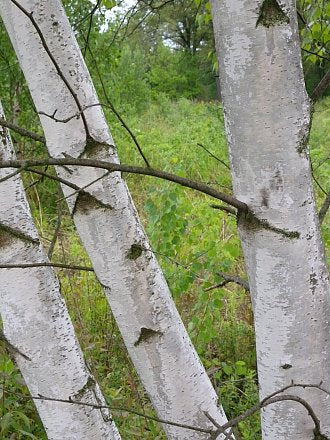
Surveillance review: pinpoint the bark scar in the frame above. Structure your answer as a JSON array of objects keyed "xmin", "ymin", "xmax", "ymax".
[
  {"xmin": 256, "ymin": 0, "xmax": 290, "ymax": 28},
  {"xmin": 71, "ymin": 376, "xmax": 96, "ymax": 400},
  {"xmin": 281, "ymin": 363, "xmax": 292, "ymax": 370},
  {"xmin": 0, "ymin": 223, "xmax": 39, "ymax": 247},
  {"xmin": 238, "ymin": 210, "xmax": 300, "ymax": 239},
  {"xmin": 72, "ymin": 191, "xmax": 113, "ymax": 215},
  {"xmin": 134, "ymin": 327, "xmax": 163, "ymax": 346},
  {"xmin": 127, "ymin": 244, "xmax": 143, "ymax": 260}
]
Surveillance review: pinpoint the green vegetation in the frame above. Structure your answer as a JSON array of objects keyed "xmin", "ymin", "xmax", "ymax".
[{"xmin": 0, "ymin": 0, "xmax": 329, "ymax": 437}]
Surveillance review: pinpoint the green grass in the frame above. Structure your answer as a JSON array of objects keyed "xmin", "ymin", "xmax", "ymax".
[{"xmin": 1, "ymin": 96, "xmax": 329, "ymax": 439}]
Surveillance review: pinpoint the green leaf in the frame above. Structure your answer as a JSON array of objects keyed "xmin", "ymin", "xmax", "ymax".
[
  {"xmin": 222, "ymin": 363, "xmax": 233, "ymax": 376},
  {"xmin": 19, "ymin": 430, "xmax": 38, "ymax": 439},
  {"xmin": 102, "ymin": 0, "xmax": 116, "ymax": 10},
  {"xmin": 1, "ymin": 412, "xmax": 13, "ymax": 433}
]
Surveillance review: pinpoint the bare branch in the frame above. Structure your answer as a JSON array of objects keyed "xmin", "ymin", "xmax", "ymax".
[
  {"xmin": 311, "ymin": 69, "xmax": 330, "ymax": 102},
  {"xmin": 38, "ymin": 103, "xmax": 105, "ymax": 125},
  {"xmin": 24, "ymin": 166, "xmax": 49, "ymax": 190},
  {"xmin": 0, "ymin": 158, "xmax": 248, "ymax": 211},
  {"xmin": 302, "ymin": 47, "xmax": 330, "ymax": 62},
  {"xmin": 197, "ymin": 143, "xmax": 230, "ymax": 170},
  {"xmin": 0, "ymin": 331, "xmax": 31, "ymax": 361},
  {"xmin": 83, "ymin": 0, "xmax": 102, "ymax": 57},
  {"xmin": 204, "ymin": 411, "xmax": 234, "ymax": 439},
  {"xmin": 48, "ymin": 190, "xmax": 63, "ymax": 260},
  {"xmin": 210, "ymin": 204, "xmax": 237, "ymax": 216},
  {"xmin": 55, "ymin": 171, "xmax": 110, "ymax": 204},
  {"xmin": 0, "ymin": 117, "xmax": 45, "ymax": 143},
  {"xmin": 319, "ymin": 191, "xmax": 330, "ymax": 225},
  {"xmin": 205, "ymin": 271, "xmax": 249, "ymax": 293},
  {"xmin": 204, "ymin": 280, "xmax": 229, "ymax": 292},
  {"xmin": 0, "ymin": 168, "xmax": 23, "ymax": 184},
  {"xmin": 2, "ymin": 382, "xmax": 329, "ymax": 438},
  {"xmin": 0, "ymin": 386, "xmax": 214, "ymax": 436},
  {"xmin": 213, "ymin": 394, "xmax": 323, "ymax": 439},
  {"xmin": 0, "ymin": 262, "xmax": 94, "ymax": 271},
  {"xmin": 24, "ymin": 167, "xmax": 81, "ymax": 192},
  {"xmin": 216, "ymin": 271, "xmax": 250, "ymax": 291}
]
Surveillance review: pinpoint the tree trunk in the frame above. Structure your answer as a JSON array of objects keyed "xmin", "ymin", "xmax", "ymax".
[
  {"xmin": 210, "ymin": 0, "xmax": 330, "ymax": 439},
  {"xmin": 0, "ymin": 102, "xmax": 120, "ymax": 440},
  {"xmin": 0, "ymin": 1, "xmax": 229, "ymax": 437}
]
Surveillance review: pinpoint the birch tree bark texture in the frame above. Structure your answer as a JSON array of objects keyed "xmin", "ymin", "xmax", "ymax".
[
  {"xmin": 0, "ymin": 103, "xmax": 121, "ymax": 440},
  {"xmin": 0, "ymin": 1, "xmax": 230, "ymax": 438},
  {"xmin": 210, "ymin": 0, "xmax": 330, "ymax": 439}
]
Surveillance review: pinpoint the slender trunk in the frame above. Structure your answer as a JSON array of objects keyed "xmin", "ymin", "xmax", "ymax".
[
  {"xmin": 0, "ymin": 1, "xmax": 230, "ymax": 437},
  {"xmin": 210, "ymin": 0, "xmax": 330, "ymax": 438},
  {"xmin": 0, "ymin": 102, "xmax": 120, "ymax": 440}
]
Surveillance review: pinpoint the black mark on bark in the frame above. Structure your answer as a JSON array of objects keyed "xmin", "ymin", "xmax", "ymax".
[
  {"xmin": 73, "ymin": 192, "xmax": 113, "ymax": 215},
  {"xmin": 256, "ymin": 0, "xmax": 290, "ymax": 28},
  {"xmin": 0, "ymin": 223, "xmax": 38, "ymax": 247},
  {"xmin": 281, "ymin": 363, "xmax": 292, "ymax": 370},
  {"xmin": 261, "ymin": 188, "xmax": 269, "ymax": 207},
  {"xmin": 134, "ymin": 327, "xmax": 163, "ymax": 346},
  {"xmin": 127, "ymin": 244, "xmax": 143, "ymax": 260}
]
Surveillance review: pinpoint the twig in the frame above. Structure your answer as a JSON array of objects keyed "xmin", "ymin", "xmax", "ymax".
[
  {"xmin": 205, "ymin": 271, "xmax": 249, "ymax": 293},
  {"xmin": 302, "ymin": 47, "xmax": 330, "ymax": 62},
  {"xmin": 312, "ymin": 164, "xmax": 327, "ymax": 195},
  {"xmin": 204, "ymin": 411, "xmax": 234, "ymax": 439},
  {"xmin": 0, "ymin": 263, "xmax": 94, "ymax": 271},
  {"xmin": 2, "ymin": 382, "xmax": 329, "ymax": 438},
  {"xmin": 212, "ymin": 394, "xmax": 323, "ymax": 439},
  {"xmin": 216, "ymin": 271, "xmax": 250, "ymax": 291},
  {"xmin": 55, "ymin": 171, "xmax": 110, "ymax": 204},
  {"xmin": 38, "ymin": 103, "xmax": 104, "ymax": 125},
  {"xmin": 204, "ymin": 280, "xmax": 228, "ymax": 292},
  {"xmin": 197, "ymin": 143, "xmax": 230, "ymax": 170},
  {"xmin": 0, "ymin": 118, "xmax": 45, "ymax": 143},
  {"xmin": 0, "ymin": 168, "xmax": 22, "ymax": 184},
  {"xmin": 83, "ymin": 0, "xmax": 102, "ymax": 57},
  {"xmin": 0, "ymin": 386, "xmax": 213, "ymax": 435},
  {"xmin": 0, "ymin": 331, "xmax": 31, "ymax": 361},
  {"xmin": 319, "ymin": 191, "xmax": 330, "ymax": 224},
  {"xmin": 311, "ymin": 69, "xmax": 330, "ymax": 102},
  {"xmin": 48, "ymin": 191, "xmax": 63, "ymax": 260},
  {"xmin": 24, "ymin": 167, "xmax": 81, "ymax": 192},
  {"xmin": 24, "ymin": 166, "xmax": 49, "ymax": 190}
]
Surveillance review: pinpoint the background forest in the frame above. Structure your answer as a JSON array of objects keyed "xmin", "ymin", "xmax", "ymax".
[{"xmin": 0, "ymin": 0, "xmax": 329, "ymax": 438}]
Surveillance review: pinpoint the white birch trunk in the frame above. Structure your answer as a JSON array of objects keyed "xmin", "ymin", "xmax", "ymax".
[
  {"xmin": 0, "ymin": 103, "xmax": 120, "ymax": 440},
  {"xmin": 0, "ymin": 1, "xmax": 230, "ymax": 437},
  {"xmin": 210, "ymin": 0, "xmax": 330, "ymax": 438}
]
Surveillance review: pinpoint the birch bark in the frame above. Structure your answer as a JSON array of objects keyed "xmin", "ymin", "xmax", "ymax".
[
  {"xmin": 0, "ymin": 103, "xmax": 120, "ymax": 440},
  {"xmin": 0, "ymin": 1, "xmax": 229, "ymax": 437},
  {"xmin": 210, "ymin": 0, "xmax": 330, "ymax": 438}
]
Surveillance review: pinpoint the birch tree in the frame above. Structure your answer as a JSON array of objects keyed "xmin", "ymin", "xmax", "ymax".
[
  {"xmin": 0, "ymin": 1, "xmax": 230, "ymax": 438},
  {"xmin": 210, "ymin": 0, "xmax": 330, "ymax": 439},
  {"xmin": 0, "ymin": 102, "xmax": 120, "ymax": 440}
]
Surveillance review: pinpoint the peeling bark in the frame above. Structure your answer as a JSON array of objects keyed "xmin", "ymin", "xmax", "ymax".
[
  {"xmin": 211, "ymin": 0, "xmax": 330, "ymax": 439},
  {"xmin": 0, "ymin": 104, "xmax": 120, "ymax": 440}
]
